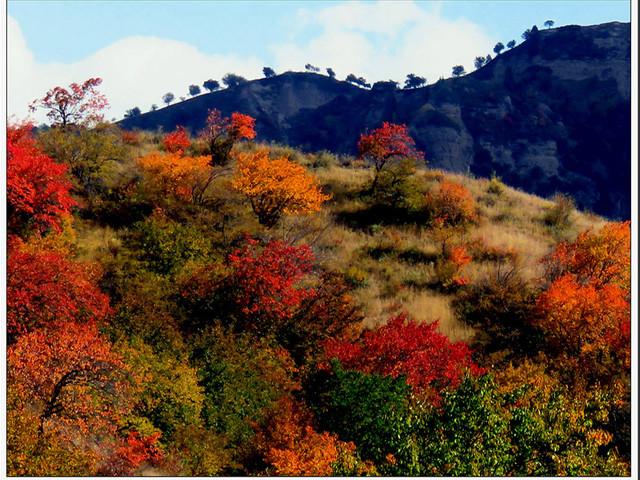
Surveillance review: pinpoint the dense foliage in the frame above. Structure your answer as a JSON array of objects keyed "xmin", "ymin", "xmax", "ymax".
[{"xmin": 6, "ymin": 81, "xmax": 631, "ymax": 476}]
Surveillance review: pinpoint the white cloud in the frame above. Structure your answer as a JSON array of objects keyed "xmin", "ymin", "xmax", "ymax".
[
  {"xmin": 7, "ymin": 15, "xmax": 264, "ymax": 123},
  {"xmin": 270, "ymin": 1, "xmax": 495, "ymax": 85}
]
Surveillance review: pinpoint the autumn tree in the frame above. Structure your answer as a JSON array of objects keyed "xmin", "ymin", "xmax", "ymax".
[
  {"xmin": 8, "ymin": 321, "xmax": 131, "ymax": 440},
  {"xmin": 30, "ymin": 78, "xmax": 109, "ymax": 128},
  {"xmin": 7, "ymin": 121, "xmax": 75, "ymax": 237},
  {"xmin": 232, "ymin": 148, "xmax": 331, "ymax": 227},
  {"xmin": 323, "ymin": 313, "xmax": 481, "ymax": 401},
  {"xmin": 7, "ymin": 240, "xmax": 112, "ymax": 342},
  {"xmin": 425, "ymin": 180, "xmax": 479, "ymax": 229},
  {"xmin": 533, "ymin": 222, "xmax": 631, "ymax": 382},
  {"xmin": 137, "ymin": 151, "xmax": 214, "ymax": 205},
  {"xmin": 198, "ymin": 109, "xmax": 256, "ymax": 165},
  {"xmin": 162, "ymin": 126, "xmax": 191, "ymax": 154},
  {"xmin": 358, "ymin": 122, "xmax": 424, "ymax": 190}
]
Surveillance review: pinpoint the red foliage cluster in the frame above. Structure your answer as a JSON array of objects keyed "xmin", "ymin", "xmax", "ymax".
[
  {"xmin": 229, "ymin": 112, "xmax": 257, "ymax": 140},
  {"xmin": 162, "ymin": 126, "xmax": 191, "ymax": 154},
  {"xmin": 121, "ymin": 129, "xmax": 140, "ymax": 145},
  {"xmin": 227, "ymin": 237, "xmax": 314, "ymax": 328},
  {"xmin": 7, "ymin": 240, "xmax": 112, "ymax": 340},
  {"xmin": 100, "ymin": 432, "xmax": 163, "ymax": 475},
  {"xmin": 358, "ymin": 122, "xmax": 423, "ymax": 172},
  {"xmin": 7, "ymin": 122, "xmax": 76, "ymax": 235},
  {"xmin": 29, "ymin": 77, "xmax": 109, "ymax": 127},
  {"xmin": 323, "ymin": 314, "xmax": 482, "ymax": 400},
  {"xmin": 199, "ymin": 109, "xmax": 256, "ymax": 165}
]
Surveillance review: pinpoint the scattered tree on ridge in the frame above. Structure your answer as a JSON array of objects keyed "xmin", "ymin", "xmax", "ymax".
[
  {"xmin": 493, "ymin": 42, "xmax": 505, "ymax": 55},
  {"xmin": 263, "ymin": 66, "xmax": 276, "ymax": 78},
  {"xmin": 162, "ymin": 92, "xmax": 175, "ymax": 106},
  {"xmin": 189, "ymin": 84, "xmax": 201, "ymax": 96},
  {"xmin": 124, "ymin": 107, "xmax": 141, "ymax": 118},
  {"xmin": 345, "ymin": 73, "xmax": 371, "ymax": 88},
  {"xmin": 452, "ymin": 65, "xmax": 466, "ymax": 77},
  {"xmin": 326, "ymin": 67, "xmax": 336, "ymax": 78},
  {"xmin": 545, "ymin": 19, "xmax": 555, "ymax": 29},
  {"xmin": 203, "ymin": 79, "xmax": 220, "ymax": 92},
  {"xmin": 507, "ymin": 39, "xmax": 516, "ymax": 49},
  {"xmin": 404, "ymin": 73, "xmax": 426, "ymax": 89},
  {"xmin": 222, "ymin": 73, "xmax": 248, "ymax": 88},
  {"xmin": 305, "ymin": 63, "xmax": 320, "ymax": 73},
  {"xmin": 474, "ymin": 56, "xmax": 486, "ymax": 70}
]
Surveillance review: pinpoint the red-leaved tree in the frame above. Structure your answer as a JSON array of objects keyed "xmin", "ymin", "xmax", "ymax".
[
  {"xmin": 162, "ymin": 126, "xmax": 191, "ymax": 154},
  {"xmin": 323, "ymin": 313, "xmax": 482, "ymax": 402},
  {"xmin": 358, "ymin": 122, "xmax": 424, "ymax": 188},
  {"xmin": 30, "ymin": 78, "xmax": 109, "ymax": 128},
  {"xmin": 199, "ymin": 109, "xmax": 256, "ymax": 165},
  {"xmin": 7, "ymin": 240, "xmax": 112, "ymax": 342},
  {"xmin": 7, "ymin": 121, "xmax": 76, "ymax": 236}
]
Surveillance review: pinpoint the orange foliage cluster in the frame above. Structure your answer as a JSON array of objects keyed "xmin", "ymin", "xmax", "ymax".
[
  {"xmin": 137, "ymin": 151, "xmax": 212, "ymax": 202},
  {"xmin": 534, "ymin": 222, "xmax": 631, "ymax": 381},
  {"xmin": 253, "ymin": 397, "xmax": 349, "ymax": 476},
  {"xmin": 232, "ymin": 148, "xmax": 332, "ymax": 227},
  {"xmin": 426, "ymin": 180, "xmax": 479, "ymax": 227}
]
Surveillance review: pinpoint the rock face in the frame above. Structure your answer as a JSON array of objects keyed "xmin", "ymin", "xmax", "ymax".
[{"xmin": 119, "ymin": 22, "xmax": 631, "ymax": 219}]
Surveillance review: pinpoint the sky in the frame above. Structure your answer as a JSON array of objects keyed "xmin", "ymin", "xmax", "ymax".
[{"xmin": 5, "ymin": 0, "xmax": 632, "ymax": 123}]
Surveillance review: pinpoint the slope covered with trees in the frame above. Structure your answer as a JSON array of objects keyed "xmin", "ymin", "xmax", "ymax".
[{"xmin": 7, "ymin": 85, "xmax": 631, "ymax": 475}]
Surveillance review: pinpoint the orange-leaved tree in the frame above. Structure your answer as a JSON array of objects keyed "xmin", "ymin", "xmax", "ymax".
[
  {"xmin": 532, "ymin": 221, "xmax": 631, "ymax": 382},
  {"xmin": 137, "ymin": 151, "xmax": 214, "ymax": 205},
  {"xmin": 232, "ymin": 148, "xmax": 332, "ymax": 227},
  {"xmin": 7, "ymin": 121, "xmax": 76, "ymax": 237},
  {"xmin": 198, "ymin": 109, "xmax": 256, "ymax": 165},
  {"xmin": 358, "ymin": 122, "xmax": 424, "ymax": 189}
]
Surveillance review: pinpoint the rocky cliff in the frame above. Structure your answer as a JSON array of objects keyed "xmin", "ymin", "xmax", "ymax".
[{"xmin": 119, "ymin": 22, "xmax": 631, "ymax": 219}]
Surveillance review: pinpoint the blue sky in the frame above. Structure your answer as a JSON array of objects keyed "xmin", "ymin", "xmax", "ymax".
[{"xmin": 6, "ymin": 1, "xmax": 631, "ymax": 122}]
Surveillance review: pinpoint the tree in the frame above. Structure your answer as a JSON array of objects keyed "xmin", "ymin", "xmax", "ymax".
[
  {"xmin": 222, "ymin": 73, "xmax": 247, "ymax": 88},
  {"xmin": 522, "ymin": 25, "xmax": 538, "ymax": 41},
  {"xmin": 544, "ymin": 19, "xmax": 555, "ymax": 29},
  {"xmin": 7, "ymin": 240, "xmax": 112, "ymax": 342},
  {"xmin": 507, "ymin": 39, "xmax": 516, "ymax": 49},
  {"xmin": 425, "ymin": 180, "xmax": 479, "ymax": 228},
  {"xmin": 203, "ymin": 79, "xmax": 220, "ymax": 92},
  {"xmin": 232, "ymin": 148, "xmax": 331, "ymax": 227},
  {"xmin": 474, "ymin": 56, "xmax": 486, "ymax": 70},
  {"xmin": 8, "ymin": 321, "xmax": 130, "ymax": 438},
  {"xmin": 326, "ymin": 67, "xmax": 336, "ymax": 78},
  {"xmin": 162, "ymin": 92, "xmax": 175, "ymax": 105},
  {"xmin": 263, "ymin": 66, "xmax": 276, "ymax": 78},
  {"xmin": 150, "ymin": 104, "xmax": 158, "ymax": 111},
  {"xmin": 358, "ymin": 122, "xmax": 424, "ymax": 189},
  {"xmin": 323, "ymin": 313, "xmax": 481, "ymax": 401},
  {"xmin": 404, "ymin": 73, "xmax": 426, "ymax": 89},
  {"xmin": 533, "ymin": 222, "xmax": 631, "ymax": 381},
  {"xmin": 162, "ymin": 126, "xmax": 191, "ymax": 154},
  {"xmin": 124, "ymin": 106, "xmax": 141, "ymax": 118},
  {"xmin": 137, "ymin": 151, "xmax": 213, "ymax": 204},
  {"xmin": 29, "ymin": 78, "xmax": 109, "ymax": 128},
  {"xmin": 7, "ymin": 122, "xmax": 76, "ymax": 237},
  {"xmin": 188, "ymin": 84, "xmax": 201, "ymax": 96},
  {"xmin": 493, "ymin": 42, "xmax": 505, "ymax": 55},
  {"xmin": 345, "ymin": 73, "xmax": 371, "ymax": 88},
  {"xmin": 452, "ymin": 65, "xmax": 466, "ymax": 77},
  {"xmin": 198, "ymin": 109, "xmax": 256, "ymax": 165},
  {"xmin": 305, "ymin": 63, "xmax": 320, "ymax": 73}
]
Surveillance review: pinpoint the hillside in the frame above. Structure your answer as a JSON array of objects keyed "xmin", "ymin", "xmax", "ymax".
[
  {"xmin": 119, "ymin": 22, "xmax": 631, "ymax": 220},
  {"xmin": 8, "ymin": 117, "xmax": 631, "ymax": 475}
]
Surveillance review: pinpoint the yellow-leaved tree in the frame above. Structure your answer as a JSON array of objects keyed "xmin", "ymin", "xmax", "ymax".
[
  {"xmin": 232, "ymin": 148, "xmax": 331, "ymax": 227},
  {"xmin": 137, "ymin": 151, "xmax": 214, "ymax": 205}
]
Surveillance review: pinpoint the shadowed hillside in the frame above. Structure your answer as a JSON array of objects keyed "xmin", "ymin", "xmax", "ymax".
[{"xmin": 119, "ymin": 22, "xmax": 631, "ymax": 219}]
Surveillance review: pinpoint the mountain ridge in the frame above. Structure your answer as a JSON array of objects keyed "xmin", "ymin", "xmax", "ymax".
[{"xmin": 119, "ymin": 21, "xmax": 631, "ymax": 219}]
